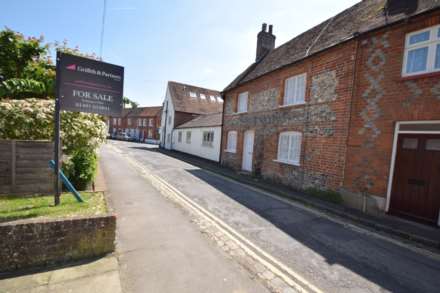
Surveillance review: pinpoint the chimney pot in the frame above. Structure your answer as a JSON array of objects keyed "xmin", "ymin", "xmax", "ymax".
[{"xmin": 255, "ymin": 23, "xmax": 276, "ymax": 62}]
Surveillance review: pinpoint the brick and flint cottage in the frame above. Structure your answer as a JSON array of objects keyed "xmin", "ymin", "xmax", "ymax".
[
  {"xmin": 108, "ymin": 106, "xmax": 162, "ymax": 142},
  {"xmin": 221, "ymin": 0, "xmax": 440, "ymax": 225},
  {"xmin": 160, "ymin": 81, "xmax": 223, "ymax": 156}
]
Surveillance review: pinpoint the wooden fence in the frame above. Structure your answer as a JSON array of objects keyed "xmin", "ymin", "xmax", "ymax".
[{"xmin": 0, "ymin": 140, "xmax": 56, "ymax": 195}]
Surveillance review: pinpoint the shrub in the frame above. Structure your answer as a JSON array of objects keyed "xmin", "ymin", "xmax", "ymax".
[
  {"xmin": 63, "ymin": 150, "xmax": 97, "ymax": 191},
  {"xmin": 0, "ymin": 98, "xmax": 106, "ymax": 189}
]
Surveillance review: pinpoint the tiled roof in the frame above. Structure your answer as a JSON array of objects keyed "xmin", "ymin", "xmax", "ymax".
[
  {"xmin": 225, "ymin": 0, "xmax": 440, "ymax": 91},
  {"xmin": 126, "ymin": 106, "xmax": 162, "ymax": 117},
  {"xmin": 176, "ymin": 112, "xmax": 222, "ymax": 129},
  {"xmin": 168, "ymin": 81, "xmax": 222, "ymax": 114}
]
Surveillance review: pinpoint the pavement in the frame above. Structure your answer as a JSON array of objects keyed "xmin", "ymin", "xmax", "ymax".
[
  {"xmin": 0, "ymin": 257, "xmax": 122, "ymax": 293},
  {"xmin": 100, "ymin": 142, "xmax": 270, "ymax": 293},
  {"xmin": 107, "ymin": 140, "xmax": 440, "ymax": 293}
]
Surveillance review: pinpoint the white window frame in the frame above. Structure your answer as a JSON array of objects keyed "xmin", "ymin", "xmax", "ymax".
[
  {"xmin": 200, "ymin": 94, "xmax": 206, "ymax": 100},
  {"xmin": 402, "ymin": 25, "xmax": 440, "ymax": 77},
  {"xmin": 189, "ymin": 91, "xmax": 197, "ymax": 98},
  {"xmin": 127, "ymin": 118, "xmax": 132, "ymax": 126},
  {"xmin": 217, "ymin": 96, "xmax": 223, "ymax": 103},
  {"xmin": 210, "ymin": 95, "xmax": 216, "ymax": 102},
  {"xmin": 138, "ymin": 119, "xmax": 142, "ymax": 127},
  {"xmin": 283, "ymin": 73, "xmax": 306, "ymax": 106},
  {"xmin": 237, "ymin": 92, "xmax": 248, "ymax": 113},
  {"xmin": 118, "ymin": 118, "xmax": 121, "ymax": 126},
  {"xmin": 275, "ymin": 131, "xmax": 302, "ymax": 166},
  {"xmin": 178, "ymin": 131, "xmax": 182, "ymax": 143},
  {"xmin": 225, "ymin": 131, "xmax": 237, "ymax": 153},
  {"xmin": 149, "ymin": 118, "xmax": 154, "ymax": 127}
]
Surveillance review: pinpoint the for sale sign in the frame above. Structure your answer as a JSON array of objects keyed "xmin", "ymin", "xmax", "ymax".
[{"xmin": 56, "ymin": 52, "xmax": 124, "ymax": 116}]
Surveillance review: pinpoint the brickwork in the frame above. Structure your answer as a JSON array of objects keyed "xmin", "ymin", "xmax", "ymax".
[
  {"xmin": 221, "ymin": 9, "xmax": 440, "ymax": 214},
  {"xmin": 222, "ymin": 41, "xmax": 357, "ymax": 191},
  {"xmin": 344, "ymin": 11, "xmax": 440, "ymax": 207},
  {"xmin": 0, "ymin": 214, "xmax": 116, "ymax": 272}
]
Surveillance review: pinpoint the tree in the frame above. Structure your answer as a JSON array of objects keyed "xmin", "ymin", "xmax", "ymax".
[
  {"xmin": 123, "ymin": 96, "xmax": 139, "ymax": 108},
  {"xmin": 0, "ymin": 28, "xmax": 55, "ymax": 99}
]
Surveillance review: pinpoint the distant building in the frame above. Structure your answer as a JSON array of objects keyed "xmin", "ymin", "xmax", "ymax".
[
  {"xmin": 108, "ymin": 106, "xmax": 162, "ymax": 143},
  {"xmin": 160, "ymin": 81, "xmax": 223, "ymax": 159},
  {"xmin": 173, "ymin": 112, "xmax": 223, "ymax": 162}
]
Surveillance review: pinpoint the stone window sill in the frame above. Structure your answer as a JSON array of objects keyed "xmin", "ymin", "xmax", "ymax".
[
  {"xmin": 278, "ymin": 102, "xmax": 306, "ymax": 109},
  {"xmin": 273, "ymin": 159, "xmax": 300, "ymax": 167},
  {"xmin": 224, "ymin": 149, "xmax": 236, "ymax": 153},
  {"xmin": 401, "ymin": 71, "xmax": 440, "ymax": 81}
]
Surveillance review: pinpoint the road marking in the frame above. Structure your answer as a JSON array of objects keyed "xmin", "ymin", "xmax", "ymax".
[
  {"xmin": 196, "ymin": 168, "xmax": 440, "ymax": 261},
  {"xmin": 107, "ymin": 143, "xmax": 323, "ymax": 293}
]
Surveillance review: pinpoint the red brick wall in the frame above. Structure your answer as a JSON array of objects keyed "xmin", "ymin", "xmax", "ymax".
[
  {"xmin": 344, "ymin": 11, "xmax": 440, "ymax": 201},
  {"xmin": 222, "ymin": 40, "xmax": 358, "ymax": 191}
]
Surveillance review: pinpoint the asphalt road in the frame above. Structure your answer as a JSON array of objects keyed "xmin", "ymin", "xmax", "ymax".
[
  {"xmin": 100, "ymin": 143, "xmax": 269, "ymax": 293},
  {"xmin": 106, "ymin": 140, "xmax": 440, "ymax": 293}
]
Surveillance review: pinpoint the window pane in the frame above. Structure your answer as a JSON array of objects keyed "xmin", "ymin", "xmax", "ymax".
[
  {"xmin": 426, "ymin": 139, "xmax": 440, "ymax": 151},
  {"xmin": 406, "ymin": 47, "xmax": 428, "ymax": 73},
  {"xmin": 402, "ymin": 138, "xmax": 418, "ymax": 150},
  {"xmin": 436, "ymin": 44, "xmax": 440, "ymax": 69},
  {"xmin": 409, "ymin": 31, "xmax": 430, "ymax": 45},
  {"xmin": 279, "ymin": 135, "xmax": 289, "ymax": 161}
]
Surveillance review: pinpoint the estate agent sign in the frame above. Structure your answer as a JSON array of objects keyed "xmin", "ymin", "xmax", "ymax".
[
  {"xmin": 57, "ymin": 52, "xmax": 124, "ymax": 116},
  {"xmin": 53, "ymin": 52, "xmax": 124, "ymax": 205}
]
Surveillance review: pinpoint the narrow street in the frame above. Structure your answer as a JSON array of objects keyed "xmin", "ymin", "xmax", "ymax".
[
  {"xmin": 100, "ymin": 142, "xmax": 269, "ymax": 293},
  {"xmin": 106, "ymin": 140, "xmax": 440, "ymax": 293}
]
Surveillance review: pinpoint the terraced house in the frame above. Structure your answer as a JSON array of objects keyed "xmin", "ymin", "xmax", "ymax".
[
  {"xmin": 221, "ymin": 0, "xmax": 440, "ymax": 225},
  {"xmin": 109, "ymin": 106, "xmax": 162, "ymax": 142}
]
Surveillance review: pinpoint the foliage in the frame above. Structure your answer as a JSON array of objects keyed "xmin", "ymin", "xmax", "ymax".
[
  {"xmin": 304, "ymin": 187, "xmax": 343, "ymax": 204},
  {"xmin": 0, "ymin": 99, "xmax": 107, "ymax": 189},
  {"xmin": 123, "ymin": 96, "xmax": 139, "ymax": 108},
  {"xmin": 63, "ymin": 150, "xmax": 97, "ymax": 191},
  {"xmin": 0, "ymin": 28, "xmax": 55, "ymax": 99},
  {"xmin": 0, "ymin": 192, "xmax": 107, "ymax": 223}
]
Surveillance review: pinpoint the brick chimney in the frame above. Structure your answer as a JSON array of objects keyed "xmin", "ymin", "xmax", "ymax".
[
  {"xmin": 385, "ymin": 0, "xmax": 418, "ymax": 16},
  {"xmin": 256, "ymin": 23, "xmax": 275, "ymax": 62}
]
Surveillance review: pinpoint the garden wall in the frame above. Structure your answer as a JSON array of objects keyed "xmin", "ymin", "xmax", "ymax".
[
  {"xmin": 0, "ymin": 214, "xmax": 116, "ymax": 272},
  {"xmin": 0, "ymin": 140, "xmax": 56, "ymax": 195}
]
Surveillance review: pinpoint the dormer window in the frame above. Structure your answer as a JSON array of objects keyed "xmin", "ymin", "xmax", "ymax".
[{"xmin": 189, "ymin": 91, "xmax": 197, "ymax": 98}]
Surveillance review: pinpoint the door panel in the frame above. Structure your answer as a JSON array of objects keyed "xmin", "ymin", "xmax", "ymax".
[
  {"xmin": 242, "ymin": 131, "xmax": 254, "ymax": 172},
  {"xmin": 390, "ymin": 134, "xmax": 440, "ymax": 224}
]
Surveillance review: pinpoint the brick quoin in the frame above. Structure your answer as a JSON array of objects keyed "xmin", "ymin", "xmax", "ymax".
[{"xmin": 221, "ymin": 9, "xmax": 440, "ymax": 217}]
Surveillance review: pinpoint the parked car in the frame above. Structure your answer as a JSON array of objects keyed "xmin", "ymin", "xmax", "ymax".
[{"xmin": 116, "ymin": 132, "xmax": 131, "ymax": 141}]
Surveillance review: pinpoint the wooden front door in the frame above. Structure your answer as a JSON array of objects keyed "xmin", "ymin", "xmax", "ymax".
[
  {"xmin": 390, "ymin": 134, "xmax": 440, "ymax": 224},
  {"xmin": 242, "ymin": 130, "xmax": 254, "ymax": 172}
]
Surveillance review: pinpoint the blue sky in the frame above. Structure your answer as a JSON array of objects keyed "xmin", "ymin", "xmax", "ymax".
[{"xmin": 3, "ymin": 0, "xmax": 359, "ymax": 106}]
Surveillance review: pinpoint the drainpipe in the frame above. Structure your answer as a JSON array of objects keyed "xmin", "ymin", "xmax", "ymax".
[
  {"xmin": 342, "ymin": 35, "xmax": 361, "ymax": 199},
  {"xmin": 218, "ymin": 92, "xmax": 226, "ymax": 164}
]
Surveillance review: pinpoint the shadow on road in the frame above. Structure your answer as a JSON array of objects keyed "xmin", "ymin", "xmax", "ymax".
[{"xmin": 127, "ymin": 144, "xmax": 440, "ymax": 292}]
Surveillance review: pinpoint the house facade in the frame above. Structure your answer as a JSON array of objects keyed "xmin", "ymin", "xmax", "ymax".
[
  {"xmin": 109, "ymin": 106, "xmax": 162, "ymax": 142},
  {"xmin": 173, "ymin": 113, "xmax": 222, "ymax": 162},
  {"xmin": 160, "ymin": 81, "xmax": 223, "ymax": 150},
  {"xmin": 221, "ymin": 0, "xmax": 440, "ymax": 225}
]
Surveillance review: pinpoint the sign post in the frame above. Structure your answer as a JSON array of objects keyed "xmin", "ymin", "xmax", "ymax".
[{"xmin": 54, "ymin": 51, "xmax": 124, "ymax": 205}]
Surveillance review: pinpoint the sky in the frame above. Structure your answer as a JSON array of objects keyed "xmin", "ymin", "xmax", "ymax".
[{"xmin": 2, "ymin": 0, "xmax": 359, "ymax": 107}]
